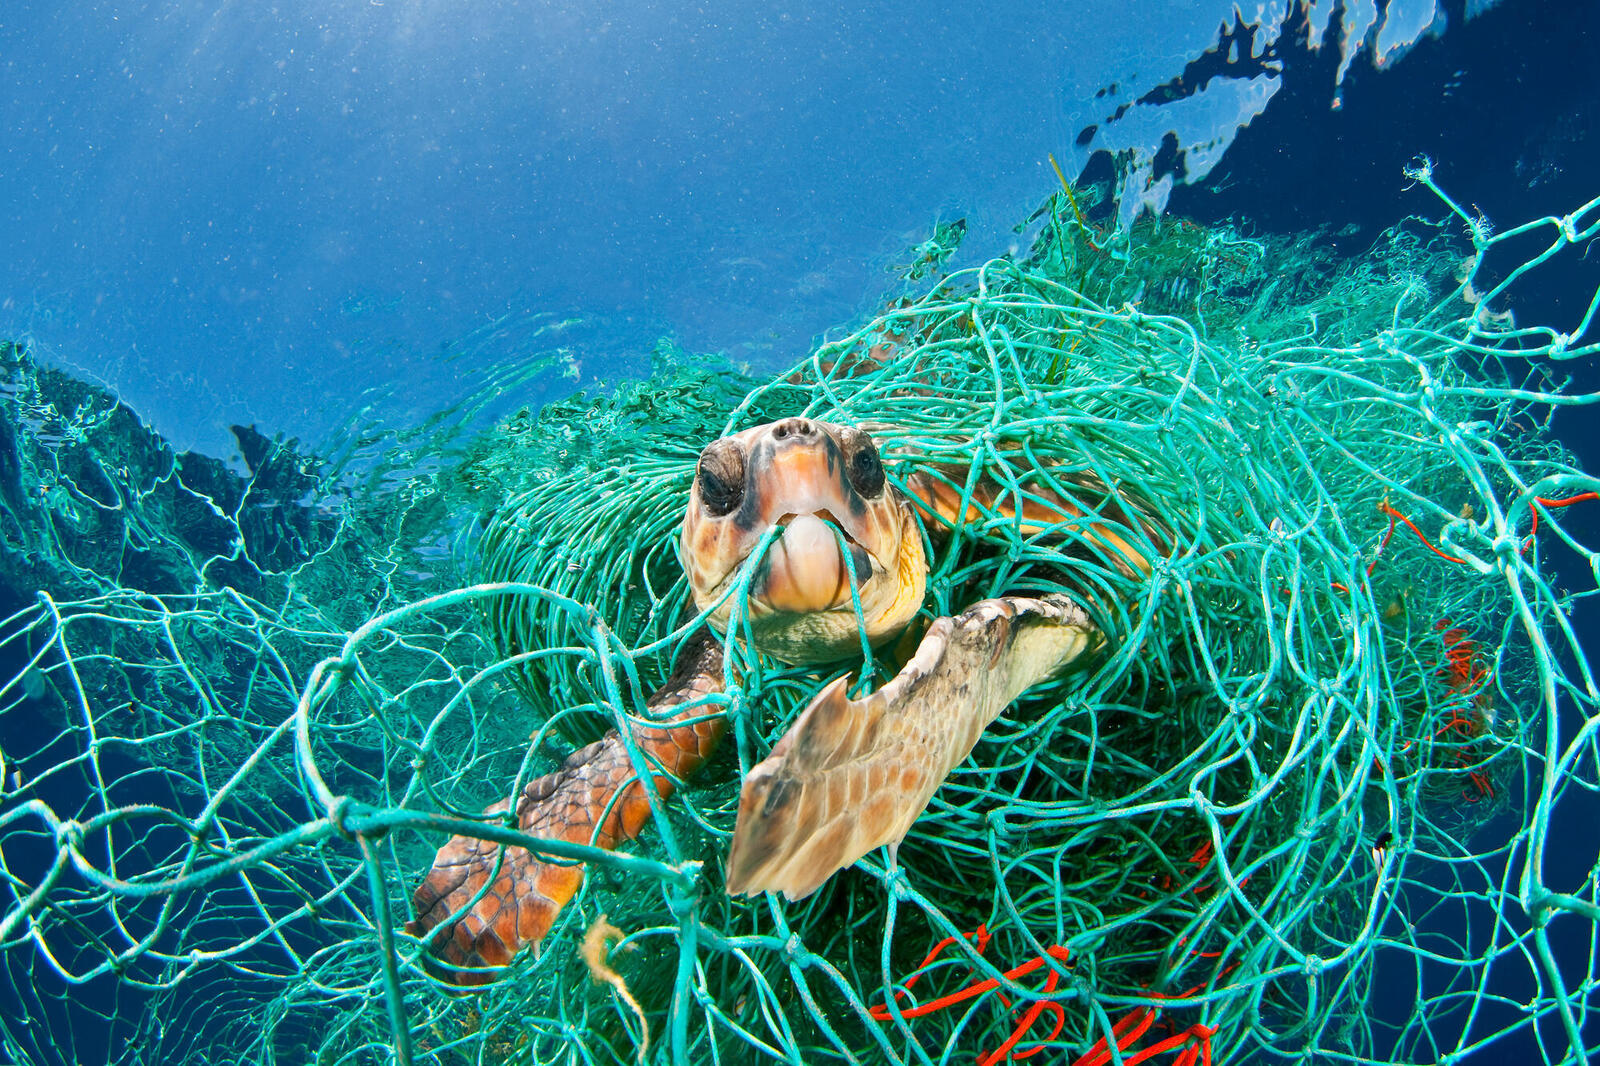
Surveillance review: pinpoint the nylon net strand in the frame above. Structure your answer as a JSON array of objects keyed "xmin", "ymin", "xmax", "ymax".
[{"xmin": 0, "ymin": 172, "xmax": 1597, "ymax": 1066}]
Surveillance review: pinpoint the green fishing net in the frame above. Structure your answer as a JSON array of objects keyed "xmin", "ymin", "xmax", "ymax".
[{"xmin": 2, "ymin": 166, "xmax": 1598, "ymax": 1066}]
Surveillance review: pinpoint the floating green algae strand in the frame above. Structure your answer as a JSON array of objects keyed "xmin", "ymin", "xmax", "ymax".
[{"xmin": 1, "ymin": 170, "xmax": 1598, "ymax": 1066}]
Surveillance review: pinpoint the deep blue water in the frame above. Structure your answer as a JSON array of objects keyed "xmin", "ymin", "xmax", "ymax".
[
  {"xmin": 2, "ymin": 1, "xmax": 1599, "ymax": 1064},
  {"xmin": 13, "ymin": 0, "xmax": 1579, "ymax": 460}
]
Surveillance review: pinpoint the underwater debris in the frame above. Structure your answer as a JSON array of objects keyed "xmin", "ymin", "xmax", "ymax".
[
  {"xmin": 582, "ymin": 913, "xmax": 650, "ymax": 1065},
  {"xmin": 2, "ymin": 178, "xmax": 1598, "ymax": 1066}
]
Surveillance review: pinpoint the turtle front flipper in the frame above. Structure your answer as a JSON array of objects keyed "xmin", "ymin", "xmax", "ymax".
[
  {"xmin": 407, "ymin": 634, "xmax": 724, "ymax": 984},
  {"xmin": 724, "ymin": 595, "xmax": 1099, "ymax": 900}
]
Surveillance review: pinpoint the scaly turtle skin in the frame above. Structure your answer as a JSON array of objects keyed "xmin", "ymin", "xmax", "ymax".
[
  {"xmin": 405, "ymin": 634, "xmax": 723, "ymax": 984},
  {"xmin": 409, "ymin": 417, "xmax": 1153, "ymax": 981},
  {"xmin": 681, "ymin": 418, "xmax": 927, "ymax": 663}
]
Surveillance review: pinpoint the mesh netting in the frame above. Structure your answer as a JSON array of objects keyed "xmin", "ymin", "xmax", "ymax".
[{"xmin": 2, "ymin": 166, "xmax": 1598, "ymax": 1066}]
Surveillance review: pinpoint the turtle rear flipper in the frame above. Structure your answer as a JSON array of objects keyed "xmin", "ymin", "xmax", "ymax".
[
  {"xmin": 724, "ymin": 595, "xmax": 1100, "ymax": 900},
  {"xmin": 407, "ymin": 635, "xmax": 723, "ymax": 984}
]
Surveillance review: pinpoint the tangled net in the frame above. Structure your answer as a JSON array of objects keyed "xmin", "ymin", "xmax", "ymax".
[{"xmin": 2, "ymin": 167, "xmax": 1598, "ymax": 1066}]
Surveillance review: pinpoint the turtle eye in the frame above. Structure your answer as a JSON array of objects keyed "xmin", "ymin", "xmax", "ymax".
[
  {"xmin": 843, "ymin": 432, "xmax": 885, "ymax": 498},
  {"xmin": 696, "ymin": 439, "xmax": 746, "ymax": 517}
]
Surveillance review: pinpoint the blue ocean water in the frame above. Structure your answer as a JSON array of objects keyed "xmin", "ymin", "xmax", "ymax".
[
  {"xmin": 15, "ymin": 0, "xmax": 1580, "ymax": 461},
  {"xmin": 2, "ymin": 1, "xmax": 1598, "ymax": 1064}
]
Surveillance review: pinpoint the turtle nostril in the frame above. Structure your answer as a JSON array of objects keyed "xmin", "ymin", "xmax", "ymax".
[{"xmin": 773, "ymin": 417, "xmax": 816, "ymax": 442}]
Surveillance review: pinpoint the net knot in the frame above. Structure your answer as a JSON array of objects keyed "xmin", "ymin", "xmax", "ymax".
[
  {"xmin": 666, "ymin": 870, "xmax": 700, "ymax": 919},
  {"xmin": 327, "ymin": 795, "xmax": 359, "ymax": 841},
  {"xmin": 783, "ymin": 933, "xmax": 813, "ymax": 966},
  {"xmin": 55, "ymin": 818, "xmax": 84, "ymax": 852}
]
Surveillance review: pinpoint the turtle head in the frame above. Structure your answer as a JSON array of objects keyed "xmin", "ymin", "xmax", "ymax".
[{"xmin": 681, "ymin": 418, "xmax": 927, "ymax": 664}]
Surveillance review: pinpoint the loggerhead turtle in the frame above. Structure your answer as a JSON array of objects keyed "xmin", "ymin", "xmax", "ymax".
[{"xmin": 408, "ymin": 416, "xmax": 1162, "ymax": 981}]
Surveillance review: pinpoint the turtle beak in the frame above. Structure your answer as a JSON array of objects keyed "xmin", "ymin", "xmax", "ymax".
[{"xmin": 753, "ymin": 513, "xmax": 875, "ymax": 614}]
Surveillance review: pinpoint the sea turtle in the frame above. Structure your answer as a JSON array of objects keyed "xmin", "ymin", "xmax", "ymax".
[{"xmin": 408, "ymin": 416, "xmax": 1161, "ymax": 981}]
